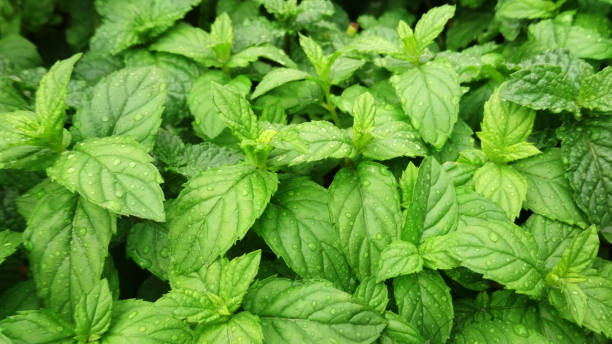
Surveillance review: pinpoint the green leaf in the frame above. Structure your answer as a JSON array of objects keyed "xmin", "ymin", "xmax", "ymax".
[
  {"xmin": 74, "ymin": 66, "xmax": 167, "ymax": 149},
  {"xmin": 523, "ymin": 214, "xmax": 580, "ymax": 272},
  {"xmin": 537, "ymin": 302, "xmax": 589, "ymax": 344},
  {"xmin": 379, "ymin": 311, "xmax": 424, "ymax": 344},
  {"xmin": 561, "ymin": 118, "xmax": 612, "ymax": 232},
  {"xmin": 549, "ymin": 272, "xmax": 612, "ymax": 338},
  {"xmin": 46, "ymin": 136, "xmax": 166, "ymax": 221},
  {"xmin": 519, "ymin": 48, "xmax": 590, "ymax": 83},
  {"xmin": 0, "ymin": 80, "xmax": 29, "ymax": 113},
  {"xmin": 233, "ymin": 17, "xmax": 284, "ymax": 52},
  {"xmin": 195, "ymin": 311, "xmax": 263, "ymax": 344},
  {"xmin": 552, "ymin": 283, "xmax": 588, "ymax": 327},
  {"xmin": 456, "ymin": 189, "xmax": 508, "ymax": 229},
  {"xmin": 474, "ymin": 162, "xmax": 527, "ymax": 220},
  {"xmin": 419, "ymin": 235, "xmax": 461, "ymax": 270},
  {"xmin": 90, "ymin": 0, "xmax": 202, "ymax": 55},
  {"xmin": 497, "ymin": 0, "xmax": 557, "ymax": 19},
  {"xmin": 391, "ymin": 60, "xmax": 461, "ymax": 149},
  {"xmin": 227, "ymin": 44, "xmax": 296, "ymax": 69},
  {"xmin": 251, "ymin": 68, "xmax": 311, "ymax": 99},
  {"xmin": 403, "ymin": 157, "xmax": 458, "ymax": 243},
  {"xmin": 579, "ymin": 66, "xmax": 612, "ymax": 112},
  {"xmin": 74, "ymin": 279, "xmax": 113, "ymax": 342},
  {"xmin": 397, "ymin": 20, "xmax": 419, "ymax": 61},
  {"xmin": 23, "ymin": 183, "xmax": 115, "ymax": 317},
  {"xmin": 298, "ymin": 34, "xmax": 327, "ymax": 76},
  {"xmin": 0, "ymin": 310, "xmax": 75, "ymax": 344},
  {"xmin": 0, "ymin": 280, "xmax": 41, "ymax": 319},
  {"xmin": 450, "ymin": 217, "xmax": 546, "ymax": 298},
  {"xmin": 575, "ymin": 273, "xmax": 612, "ymax": 338},
  {"xmin": 0, "ymin": 111, "xmax": 61, "ymax": 170},
  {"xmin": 393, "ymin": 269, "xmax": 453, "ymax": 344},
  {"xmin": 361, "ymin": 120, "xmax": 426, "ymax": 161},
  {"xmin": 34, "ymin": 53, "xmax": 81, "ymax": 145},
  {"xmin": 0, "ymin": 35, "xmax": 42, "ymax": 70},
  {"xmin": 399, "ymin": 162, "xmax": 418, "ymax": 208},
  {"xmin": 243, "ymin": 277, "xmax": 386, "ymax": 344},
  {"xmin": 453, "ymin": 320, "xmax": 552, "ymax": 343},
  {"xmin": 550, "ymin": 226, "xmax": 599, "ymax": 278},
  {"xmin": 156, "ymin": 289, "xmax": 228, "ymax": 324},
  {"xmin": 500, "ymin": 65, "xmax": 580, "ymax": 114},
  {"xmin": 168, "ymin": 164, "xmax": 277, "ymax": 274},
  {"xmin": 352, "ymin": 92, "xmax": 376, "ymax": 149},
  {"xmin": 377, "ymin": 241, "xmax": 423, "ymax": 282},
  {"xmin": 189, "ymin": 72, "xmax": 248, "ymax": 139},
  {"xmin": 268, "ymin": 121, "xmax": 356, "ymax": 167},
  {"xmin": 513, "ymin": 149, "xmax": 587, "ymax": 228},
  {"xmin": 353, "ymin": 277, "xmax": 388, "ymax": 314},
  {"xmin": 414, "ymin": 4, "xmax": 456, "ymax": 49},
  {"xmin": 295, "ymin": 0, "xmax": 334, "ymax": 26},
  {"xmin": 124, "ymin": 51, "xmax": 203, "ymax": 126},
  {"xmin": 477, "ymin": 87, "xmax": 540, "ymax": 163},
  {"xmin": 257, "ymin": 0, "xmax": 293, "ymax": 17},
  {"xmin": 446, "ymin": 12, "xmax": 493, "ymax": 51},
  {"xmin": 102, "ymin": 299, "xmax": 193, "ymax": 343},
  {"xmin": 212, "ymin": 82, "xmax": 259, "ymax": 141},
  {"xmin": 254, "ymin": 178, "xmax": 354, "ymax": 291},
  {"xmin": 170, "ymin": 143, "xmax": 243, "ymax": 178},
  {"xmin": 170, "ymin": 250, "xmax": 261, "ymax": 313},
  {"xmin": 0, "ymin": 229, "xmax": 21, "ymax": 264},
  {"xmin": 217, "ymin": 0, "xmax": 260, "ymax": 25},
  {"xmin": 328, "ymin": 57, "xmax": 366, "ymax": 85},
  {"xmin": 210, "ymin": 13, "xmax": 233, "ymax": 62},
  {"xmin": 350, "ymin": 35, "xmax": 402, "ymax": 56},
  {"xmin": 433, "ymin": 119, "xmax": 475, "ymax": 163},
  {"xmin": 458, "ymin": 289, "xmax": 539, "ymax": 327},
  {"xmin": 527, "ymin": 20, "xmax": 612, "ymax": 60},
  {"xmin": 329, "ymin": 161, "xmax": 401, "ymax": 280},
  {"xmin": 126, "ymin": 221, "xmax": 171, "ymax": 280},
  {"xmin": 150, "ymin": 23, "xmax": 218, "ymax": 66}
]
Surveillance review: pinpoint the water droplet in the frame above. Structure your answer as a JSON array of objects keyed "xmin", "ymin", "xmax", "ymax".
[
  {"xmin": 488, "ymin": 232, "xmax": 499, "ymax": 242},
  {"xmin": 128, "ymin": 311, "xmax": 137, "ymax": 319},
  {"xmin": 67, "ymin": 168, "xmax": 75, "ymax": 173},
  {"xmin": 101, "ymin": 116, "xmax": 109, "ymax": 122},
  {"xmin": 128, "ymin": 162, "xmax": 136, "ymax": 168},
  {"xmin": 113, "ymin": 159, "xmax": 121, "ymax": 166},
  {"xmin": 513, "ymin": 324, "xmax": 528, "ymax": 337}
]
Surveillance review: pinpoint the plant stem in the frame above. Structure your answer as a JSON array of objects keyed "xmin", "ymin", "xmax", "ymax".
[
  {"xmin": 325, "ymin": 93, "xmax": 340, "ymax": 127},
  {"xmin": 221, "ymin": 64, "xmax": 231, "ymax": 78}
]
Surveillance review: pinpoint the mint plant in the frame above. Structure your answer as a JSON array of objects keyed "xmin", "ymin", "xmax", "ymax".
[{"xmin": 1, "ymin": 1, "xmax": 611, "ymax": 344}]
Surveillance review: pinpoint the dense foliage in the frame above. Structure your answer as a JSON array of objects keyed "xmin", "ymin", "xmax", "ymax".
[{"xmin": 0, "ymin": 0, "xmax": 611, "ymax": 343}]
